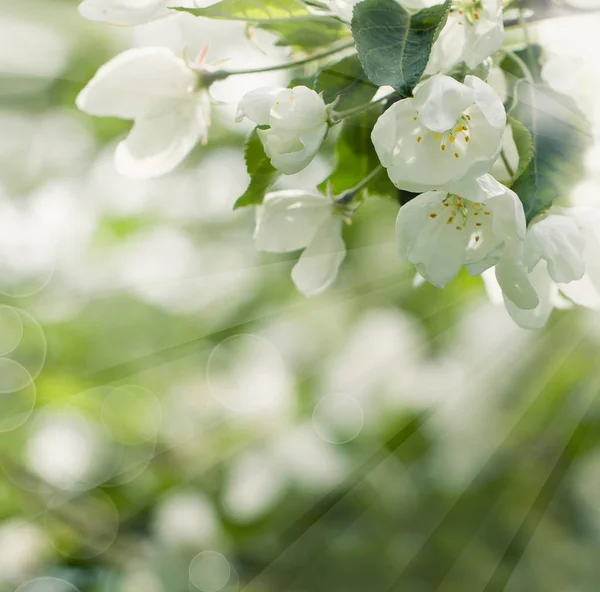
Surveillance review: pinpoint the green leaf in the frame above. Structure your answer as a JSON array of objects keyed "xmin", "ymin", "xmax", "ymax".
[
  {"xmin": 258, "ymin": 19, "xmax": 349, "ymax": 51},
  {"xmin": 319, "ymin": 109, "xmax": 395, "ymax": 198},
  {"xmin": 314, "ymin": 55, "xmax": 378, "ymax": 112},
  {"xmin": 510, "ymin": 81, "xmax": 591, "ymax": 224},
  {"xmin": 234, "ymin": 129, "xmax": 280, "ymax": 209},
  {"xmin": 351, "ymin": 0, "xmax": 450, "ymax": 94},
  {"xmin": 173, "ymin": 0, "xmax": 312, "ymax": 22},
  {"xmin": 508, "ymin": 115, "xmax": 533, "ymax": 182}
]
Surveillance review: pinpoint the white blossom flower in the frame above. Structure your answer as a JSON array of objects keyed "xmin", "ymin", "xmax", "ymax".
[
  {"xmin": 372, "ymin": 74, "xmax": 506, "ymax": 193},
  {"xmin": 325, "ymin": 0, "xmax": 443, "ymax": 22},
  {"xmin": 396, "ymin": 173, "xmax": 525, "ymax": 287},
  {"xmin": 485, "ymin": 210, "xmax": 595, "ymax": 329},
  {"xmin": 77, "ymin": 47, "xmax": 210, "ymax": 179},
  {"xmin": 236, "ymin": 86, "xmax": 329, "ymax": 175},
  {"xmin": 254, "ymin": 190, "xmax": 346, "ymax": 296},
  {"xmin": 78, "ymin": 0, "xmax": 196, "ymax": 26},
  {"xmin": 427, "ymin": 0, "xmax": 504, "ymax": 74}
]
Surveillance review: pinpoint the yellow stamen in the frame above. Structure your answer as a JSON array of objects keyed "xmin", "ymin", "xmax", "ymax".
[
  {"xmin": 441, "ymin": 145, "xmax": 446, "ymax": 151},
  {"xmin": 454, "ymin": 152, "xmax": 460, "ymax": 159},
  {"xmin": 417, "ymin": 136, "xmax": 422, "ymax": 143},
  {"xmin": 449, "ymin": 136, "xmax": 456, "ymax": 143},
  {"xmin": 434, "ymin": 133, "xmax": 441, "ymax": 140}
]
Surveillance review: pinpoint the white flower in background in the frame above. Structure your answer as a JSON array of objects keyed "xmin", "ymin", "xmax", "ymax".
[
  {"xmin": 236, "ymin": 86, "xmax": 329, "ymax": 175},
  {"xmin": 325, "ymin": 0, "xmax": 443, "ymax": 22},
  {"xmin": 254, "ymin": 190, "xmax": 346, "ymax": 296},
  {"xmin": 485, "ymin": 210, "xmax": 596, "ymax": 329},
  {"xmin": 77, "ymin": 47, "xmax": 210, "ymax": 179},
  {"xmin": 78, "ymin": 0, "xmax": 206, "ymax": 26},
  {"xmin": 396, "ymin": 174, "xmax": 525, "ymax": 287},
  {"xmin": 372, "ymin": 74, "xmax": 506, "ymax": 192},
  {"xmin": 427, "ymin": 0, "xmax": 504, "ymax": 74}
]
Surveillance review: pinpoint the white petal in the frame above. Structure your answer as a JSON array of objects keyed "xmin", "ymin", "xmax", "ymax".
[
  {"xmin": 292, "ymin": 216, "xmax": 346, "ymax": 297},
  {"xmin": 524, "ymin": 214, "xmax": 585, "ymax": 283},
  {"xmin": 114, "ymin": 99, "xmax": 208, "ymax": 178},
  {"xmin": 254, "ymin": 191, "xmax": 331, "ymax": 253},
  {"xmin": 487, "ymin": 67, "xmax": 508, "ymax": 104},
  {"xmin": 425, "ymin": 14, "xmax": 468, "ymax": 74},
  {"xmin": 481, "ymin": 267, "xmax": 503, "ymax": 305},
  {"xmin": 463, "ymin": 9, "xmax": 504, "ymax": 69},
  {"xmin": 504, "ymin": 262, "xmax": 557, "ymax": 330},
  {"xmin": 560, "ymin": 275, "xmax": 600, "ymax": 309},
  {"xmin": 76, "ymin": 48, "xmax": 196, "ymax": 120},
  {"xmin": 495, "ymin": 243, "xmax": 539, "ymax": 310},
  {"xmin": 372, "ymin": 100, "xmax": 466, "ymax": 192},
  {"xmin": 397, "ymin": 191, "xmax": 470, "ymax": 287},
  {"xmin": 259, "ymin": 123, "xmax": 327, "ymax": 175},
  {"xmin": 236, "ymin": 87, "xmax": 285, "ymax": 125},
  {"xmin": 413, "ymin": 75, "xmax": 474, "ymax": 133},
  {"xmin": 396, "ymin": 191, "xmax": 445, "ymax": 261},
  {"xmin": 78, "ymin": 0, "xmax": 171, "ymax": 26},
  {"xmin": 269, "ymin": 86, "xmax": 328, "ymax": 132},
  {"xmin": 464, "ymin": 75, "xmax": 506, "ymax": 130}
]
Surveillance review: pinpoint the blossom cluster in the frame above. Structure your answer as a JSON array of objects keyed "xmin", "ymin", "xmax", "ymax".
[{"xmin": 76, "ymin": 0, "xmax": 596, "ymax": 329}]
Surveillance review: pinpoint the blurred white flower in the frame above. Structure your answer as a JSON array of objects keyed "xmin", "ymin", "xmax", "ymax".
[
  {"xmin": 78, "ymin": 0, "xmax": 208, "ymax": 26},
  {"xmin": 254, "ymin": 190, "xmax": 346, "ymax": 296},
  {"xmin": 0, "ymin": 16, "xmax": 68, "ymax": 87},
  {"xmin": 222, "ymin": 450, "xmax": 287, "ymax": 522},
  {"xmin": 77, "ymin": 47, "xmax": 210, "ymax": 179},
  {"xmin": 0, "ymin": 520, "xmax": 50, "ymax": 584},
  {"xmin": 222, "ymin": 423, "xmax": 347, "ymax": 522},
  {"xmin": 427, "ymin": 0, "xmax": 504, "ymax": 74},
  {"xmin": 237, "ymin": 86, "xmax": 329, "ymax": 175},
  {"xmin": 153, "ymin": 491, "xmax": 219, "ymax": 547},
  {"xmin": 372, "ymin": 75, "xmax": 506, "ymax": 192},
  {"xmin": 26, "ymin": 410, "xmax": 106, "ymax": 490},
  {"xmin": 397, "ymin": 174, "xmax": 525, "ymax": 287},
  {"xmin": 484, "ymin": 208, "xmax": 600, "ymax": 328}
]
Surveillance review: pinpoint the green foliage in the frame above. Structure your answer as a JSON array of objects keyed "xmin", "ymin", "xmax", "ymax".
[
  {"xmin": 319, "ymin": 110, "xmax": 395, "ymax": 198},
  {"xmin": 258, "ymin": 19, "xmax": 349, "ymax": 50},
  {"xmin": 510, "ymin": 81, "xmax": 591, "ymax": 223},
  {"xmin": 351, "ymin": 0, "xmax": 450, "ymax": 94},
  {"xmin": 501, "ymin": 44, "xmax": 545, "ymax": 84},
  {"xmin": 172, "ymin": 0, "xmax": 312, "ymax": 22},
  {"xmin": 508, "ymin": 115, "xmax": 534, "ymax": 182},
  {"xmin": 314, "ymin": 55, "xmax": 378, "ymax": 112},
  {"xmin": 234, "ymin": 128, "xmax": 279, "ymax": 209}
]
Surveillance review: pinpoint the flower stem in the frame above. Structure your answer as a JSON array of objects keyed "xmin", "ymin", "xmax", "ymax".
[
  {"xmin": 519, "ymin": 6, "xmax": 538, "ymax": 81},
  {"xmin": 503, "ymin": 50, "xmax": 534, "ymax": 83},
  {"xmin": 218, "ymin": 40, "xmax": 355, "ymax": 78},
  {"xmin": 335, "ymin": 165, "xmax": 385, "ymax": 204},
  {"xmin": 332, "ymin": 92, "xmax": 396, "ymax": 122},
  {"xmin": 500, "ymin": 149, "xmax": 516, "ymax": 181}
]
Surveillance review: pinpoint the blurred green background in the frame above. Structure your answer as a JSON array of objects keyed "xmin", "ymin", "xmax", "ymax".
[{"xmin": 2, "ymin": 1, "xmax": 600, "ymax": 591}]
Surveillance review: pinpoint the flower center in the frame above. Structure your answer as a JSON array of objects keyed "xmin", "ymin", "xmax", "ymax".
[
  {"xmin": 414, "ymin": 113, "xmax": 472, "ymax": 159},
  {"xmin": 453, "ymin": 0, "xmax": 483, "ymax": 23},
  {"xmin": 428, "ymin": 194, "xmax": 492, "ymax": 242}
]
